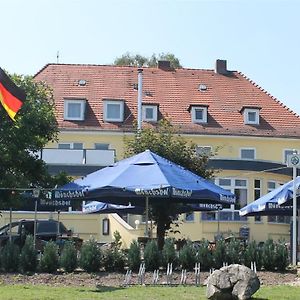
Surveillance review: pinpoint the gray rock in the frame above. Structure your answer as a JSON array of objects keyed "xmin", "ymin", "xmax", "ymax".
[{"xmin": 206, "ymin": 264, "xmax": 260, "ymax": 300}]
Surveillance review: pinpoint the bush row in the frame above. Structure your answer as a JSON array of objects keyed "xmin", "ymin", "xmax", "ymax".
[{"xmin": 0, "ymin": 234, "xmax": 289, "ymax": 274}]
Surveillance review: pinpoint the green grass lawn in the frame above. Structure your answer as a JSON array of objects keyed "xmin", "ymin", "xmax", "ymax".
[{"xmin": 0, "ymin": 285, "xmax": 299, "ymax": 300}]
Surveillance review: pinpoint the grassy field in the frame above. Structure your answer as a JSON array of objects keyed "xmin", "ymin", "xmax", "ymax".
[{"xmin": 0, "ymin": 285, "xmax": 299, "ymax": 300}]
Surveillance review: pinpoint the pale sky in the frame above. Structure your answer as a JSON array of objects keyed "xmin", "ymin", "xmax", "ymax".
[{"xmin": 1, "ymin": 0, "xmax": 300, "ymax": 115}]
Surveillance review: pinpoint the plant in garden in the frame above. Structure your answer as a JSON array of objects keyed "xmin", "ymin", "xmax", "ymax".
[
  {"xmin": 225, "ymin": 238, "xmax": 242, "ymax": 265},
  {"xmin": 19, "ymin": 235, "xmax": 38, "ymax": 273},
  {"xmin": 275, "ymin": 240, "xmax": 289, "ymax": 271},
  {"xmin": 195, "ymin": 239, "xmax": 213, "ymax": 271},
  {"xmin": 0, "ymin": 241, "xmax": 20, "ymax": 272},
  {"xmin": 162, "ymin": 238, "xmax": 177, "ymax": 268},
  {"xmin": 79, "ymin": 238, "xmax": 101, "ymax": 273},
  {"xmin": 39, "ymin": 241, "xmax": 59, "ymax": 273},
  {"xmin": 261, "ymin": 239, "xmax": 276, "ymax": 271},
  {"xmin": 243, "ymin": 240, "xmax": 263, "ymax": 270},
  {"xmin": 127, "ymin": 240, "xmax": 141, "ymax": 271},
  {"xmin": 212, "ymin": 239, "xmax": 226, "ymax": 269},
  {"xmin": 59, "ymin": 241, "xmax": 78, "ymax": 273},
  {"xmin": 178, "ymin": 240, "xmax": 196, "ymax": 270},
  {"xmin": 144, "ymin": 240, "xmax": 161, "ymax": 271}
]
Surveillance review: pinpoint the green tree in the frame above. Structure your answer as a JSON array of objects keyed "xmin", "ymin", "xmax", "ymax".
[
  {"xmin": 124, "ymin": 119, "xmax": 215, "ymax": 249},
  {"xmin": 0, "ymin": 72, "xmax": 68, "ymax": 208},
  {"xmin": 114, "ymin": 52, "xmax": 182, "ymax": 69}
]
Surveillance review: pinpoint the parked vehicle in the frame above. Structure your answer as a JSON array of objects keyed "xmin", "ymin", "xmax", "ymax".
[{"xmin": 0, "ymin": 219, "xmax": 83, "ymax": 251}]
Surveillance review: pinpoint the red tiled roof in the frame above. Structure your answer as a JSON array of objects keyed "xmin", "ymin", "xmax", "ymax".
[{"xmin": 34, "ymin": 63, "xmax": 300, "ymax": 138}]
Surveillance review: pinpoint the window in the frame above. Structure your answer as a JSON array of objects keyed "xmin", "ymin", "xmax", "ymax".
[
  {"xmin": 58, "ymin": 143, "xmax": 83, "ymax": 149},
  {"xmin": 254, "ymin": 179, "xmax": 262, "ymax": 222},
  {"xmin": 142, "ymin": 105, "xmax": 158, "ymax": 122},
  {"xmin": 64, "ymin": 99, "xmax": 86, "ymax": 121},
  {"xmin": 283, "ymin": 149, "xmax": 298, "ymax": 163},
  {"xmin": 191, "ymin": 106, "xmax": 208, "ymax": 123},
  {"xmin": 94, "ymin": 143, "xmax": 109, "ymax": 150},
  {"xmin": 243, "ymin": 108, "xmax": 260, "ymax": 125},
  {"xmin": 185, "ymin": 212, "xmax": 195, "ymax": 222},
  {"xmin": 196, "ymin": 146, "xmax": 212, "ymax": 156},
  {"xmin": 103, "ymin": 100, "xmax": 124, "ymax": 122},
  {"xmin": 240, "ymin": 148, "xmax": 255, "ymax": 160}
]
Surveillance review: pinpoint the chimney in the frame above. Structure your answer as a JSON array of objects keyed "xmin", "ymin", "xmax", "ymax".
[
  {"xmin": 158, "ymin": 60, "xmax": 171, "ymax": 70},
  {"xmin": 215, "ymin": 59, "xmax": 228, "ymax": 75}
]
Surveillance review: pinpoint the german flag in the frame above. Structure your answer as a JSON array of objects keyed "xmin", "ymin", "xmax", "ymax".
[{"xmin": 0, "ymin": 67, "xmax": 26, "ymax": 121}]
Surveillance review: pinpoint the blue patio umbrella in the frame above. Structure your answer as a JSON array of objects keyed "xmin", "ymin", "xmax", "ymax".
[
  {"xmin": 52, "ymin": 150, "xmax": 235, "ymax": 206},
  {"xmin": 239, "ymin": 176, "xmax": 300, "ymax": 217}
]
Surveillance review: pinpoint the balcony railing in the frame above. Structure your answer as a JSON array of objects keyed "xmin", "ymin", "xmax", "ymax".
[{"xmin": 37, "ymin": 148, "xmax": 115, "ymax": 166}]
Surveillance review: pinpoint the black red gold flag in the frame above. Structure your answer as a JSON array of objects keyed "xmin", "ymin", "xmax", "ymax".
[{"xmin": 0, "ymin": 67, "xmax": 26, "ymax": 121}]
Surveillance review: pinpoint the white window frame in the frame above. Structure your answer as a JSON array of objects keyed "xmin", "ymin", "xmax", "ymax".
[
  {"xmin": 243, "ymin": 108, "xmax": 259, "ymax": 125},
  {"xmin": 103, "ymin": 100, "xmax": 124, "ymax": 122},
  {"xmin": 191, "ymin": 106, "xmax": 207, "ymax": 123},
  {"xmin": 64, "ymin": 99, "xmax": 86, "ymax": 121},
  {"xmin": 142, "ymin": 105, "xmax": 158, "ymax": 122},
  {"xmin": 283, "ymin": 149, "xmax": 298, "ymax": 164},
  {"xmin": 240, "ymin": 148, "xmax": 256, "ymax": 160}
]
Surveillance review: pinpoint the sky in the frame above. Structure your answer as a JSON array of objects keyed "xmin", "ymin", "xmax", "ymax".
[{"xmin": 1, "ymin": 0, "xmax": 300, "ymax": 115}]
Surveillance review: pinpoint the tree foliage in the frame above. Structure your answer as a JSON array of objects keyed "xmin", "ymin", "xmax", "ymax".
[
  {"xmin": 124, "ymin": 120, "xmax": 215, "ymax": 249},
  {"xmin": 114, "ymin": 52, "xmax": 182, "ymax": 69},
  {"xmin": 0, "ymin": 72, "xmax": 68, "ymax": 208}
]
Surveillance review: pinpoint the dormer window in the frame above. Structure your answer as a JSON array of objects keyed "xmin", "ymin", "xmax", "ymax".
[
  {"xmin": 142, "ymin": 104, "xmax": 158, "ymax": 122},
  {"xmin": 103, "ymin": 99, "xmax": 124, "ymax": 122},
  {"xmin": 241, "ymin": 106, "xmax": 261, "ymax": 125},
  {"xmin": 64, "ymin": 99, "xmax": 86, "ymax": 121},
  {"xmin": 190, "ymin": 105, "xmax": 208, "ymax": 124}
]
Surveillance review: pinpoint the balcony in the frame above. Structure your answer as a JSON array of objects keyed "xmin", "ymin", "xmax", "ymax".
[{"xmin": 38, "ymin": 148, "xmax": 115, "ymax": 166}]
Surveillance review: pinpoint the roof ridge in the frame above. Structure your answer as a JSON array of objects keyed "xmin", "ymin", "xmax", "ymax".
[{"xmin": 237, "ymin": 71, "xmax": 300, "ymax": 118}]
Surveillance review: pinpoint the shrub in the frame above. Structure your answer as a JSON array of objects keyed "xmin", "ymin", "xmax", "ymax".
[
  {"xmin": 213, "ymin": 239, "xmax": 226, "ymax": 269},
  {"xmin": 127, "ymin": 240, "xmax": 141, "ymax": 271},
  {"xmin": 162, "ymin": 238, "xmax": 177, "ymax": 268},
  {"xmin": 19, "ymin": 235, "xmax": 38, "ymax": 273},
  {"xmin": 225, "ymin": 238, "xmax": 242, "ymax": 265},
  {"xmin": 79, "ymin": 238, "xmax": 101, "ymax": 273},
  {"xmin": 261, "ymin": 239, "xmax": 276, "ymax": 271},
  {"xmin": 60, "ymin": 241, "xmax": 78, "ymax": 273},
  {"xmin": 144, "ymin": 240, "xmax": 161, "ymax": 271},
  {"xmin": 178, "ymin": 240, "xmax": 196, "ymax": 270},
  {"xmin": 195, "ymin": 239, "xmax": 213, "ymax": 271},
  {"xmin": 275, "ymin": 240, "xmax": 289, "ymax": 271},
  {"xmin": 0, "ymin": 241, "xmax": 20, "ymax": 272},
  {"xmin": 39, "ymin": 241, "xmax": 59, "ymax": 273},
  {"xmin": 102, "ymin": 248, "xmax": 125, "ymax": 272},
  {"xmin": 243, "ymin": 240, "xmax": 263, "ymax": 271}
]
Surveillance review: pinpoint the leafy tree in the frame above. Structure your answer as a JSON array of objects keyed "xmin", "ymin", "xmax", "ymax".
[
  {"xmin": 59, "ymin": 241, "xmax": 78, "ymax": 273},
  {"xmin": 127, "ymin": 240, "xmax": 141, "ymax": 271},
  {"xmin": 124, "ymin": 119, "xmax": 215, "ymax": 249},
  {"xmin": 114, "ymin": 52, "xmax": 182, "ymax": 69},
  {"xmin": 39, "ymin": 241, "xmax": 59, "ymax": 273},
  {"xmin": 19, "ymin": 235, "xmax": 38, "ymax": 273},
  {"xmin": 0, "ymin": 72, "xmax": 69, "ymax": 208}
]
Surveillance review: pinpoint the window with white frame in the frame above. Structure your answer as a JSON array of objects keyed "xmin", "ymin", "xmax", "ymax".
[
  {"xmin": 243, "ymin": 108, "xmax": 260, "ymax": 125},
  {"xmin": 196, "ymin": 146, "xmax": 212, "ymax": 156},
  {"xmin": 142, "ymin": 105, "xmax": 158, "ymax": 122},
  {"xmin": 240, "ymin": 148, "xmax": 255, "ymax": 160},
  {"xmin": 267, "ymin": 181, "xmax": 291, "ymax": 224},
  {"xmin": 103, "ymin": 100, "xmax": 124, "ymax": 122},
  {"xmin": 201, "ymin": 178, "xmax": 248, "ymax": 222},
  {"xmin": 191, "ymin": 106, "xmax": 208, "ymax": 123},
  {"xmin": 58, "ymin": 142, "xmax": 83, "ymax": 149},
  {"xmin": 283, "ymin": 149, "xmax": 298, "ymax": 164},
  {"xmin": 64, "ymin": 99, "xmax": 86, "ymax": 121}
]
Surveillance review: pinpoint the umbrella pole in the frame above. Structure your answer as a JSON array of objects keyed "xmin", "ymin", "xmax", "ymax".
[
  {"xmin": 9, "ymin": 208, "xmax": 12, "ymax": 243},
  {"xmin": 145, "ymin": 196, "xmax": 149, "ymax": 237}
]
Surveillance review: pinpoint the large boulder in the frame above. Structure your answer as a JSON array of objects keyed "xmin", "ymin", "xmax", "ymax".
[{"xmin": 206, "ymin": 264, "xmax": 260, "ymax": 300}]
